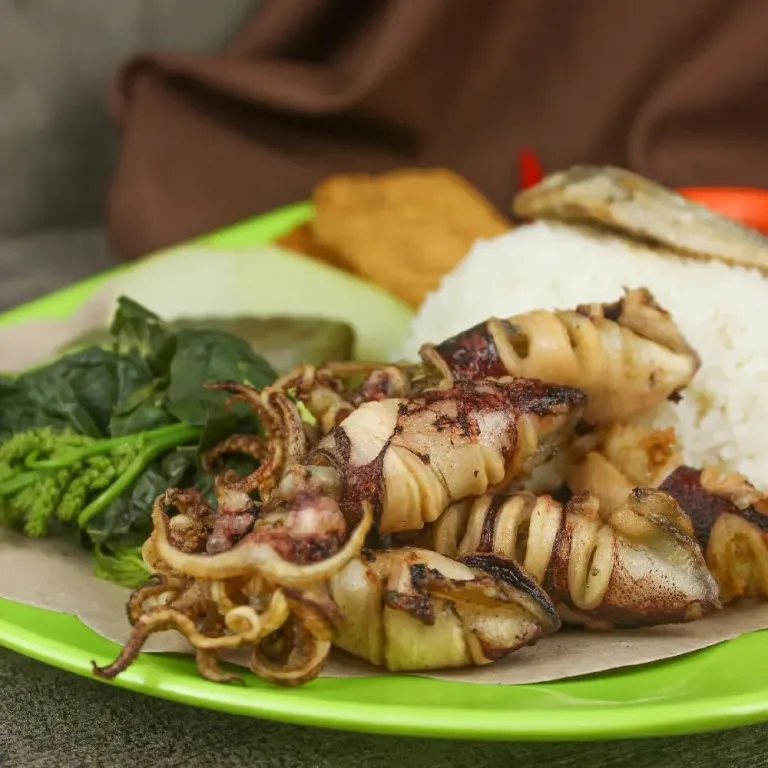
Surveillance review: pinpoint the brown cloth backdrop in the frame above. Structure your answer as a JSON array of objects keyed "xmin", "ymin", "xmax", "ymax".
[{"xmin": 108, "ymin": 0, "xmax": 768, "ymax": 261}]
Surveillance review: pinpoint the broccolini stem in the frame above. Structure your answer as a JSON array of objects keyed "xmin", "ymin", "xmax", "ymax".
[
  {"xmin": 0, "ymin": 423, "xmax": 201, "ymax": 506},
  {"xmin": 26, "ymin": 424, "xmax": 191, "ymax": 470},
  {"xmin": 0, "ymin": 470, "xmax": 44, "ymax": 496},
  {"xmin": 76, "ymin": 424, "xmax": 201, "ymax": 526}
]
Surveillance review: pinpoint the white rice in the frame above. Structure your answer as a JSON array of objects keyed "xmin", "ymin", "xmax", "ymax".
[{"xmin": 400, "ymin": 221, "xmax": 768, "ymax": 486}]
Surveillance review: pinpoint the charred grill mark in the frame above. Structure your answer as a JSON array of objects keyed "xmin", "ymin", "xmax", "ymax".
[
  {"xmin": 259, "ymin": 531, "xmax": 342, "ymax": 565},
  {"xmin": 478, "ymin": 495, "xmax": 507, "ymax": 552},
  {"xmin": 342, "ymin": 438, "xmax": 391, "ymax": 524},
  {"xmin": 333, "ymin": 427, "xmax": 352, "ymax": 464},
  {"xmin": 550, "ymin": 484, "xmax": 573, "ymax": 505},
  {"xmin": 432, "ymin": 321, "xmax": 509, "ymax": 381},
  {"xmin": 476, "ymin": 638, "xmax": 516, "ymax": 662},
  {"xmin": 511, "ymin": 379, "xmax": 587, "ymax": 417},
  {"xmin": 445, "ymin": 377, "xmax": 586, "ymax": 418},
  {"xmin": 660, "ymin": 466, "xmax": 768, "ymax": 547},
  {"xmin": 740, "ymin": 506, "xmax": 768, "ymax": 532},
  {"xmin": 601, "ymin": 299, "xmax": 624, "ymax": 322},
  {"xmin": 459, "ymin": 554, "xmax": 560, "ymax": 626},
  {"xmin": 667, "ymin": 388, "xmax": 684, "ymax": 404},
  {"xmin": 384, "ymin": 590, "xmax": 435, "ymax": 624},
  {"xmin": 387, "ymin": 567, "xmax": 437, "ymax": 625},
  {"xmin": 574, "ymin": 419, "xmax": 595, "ymax": 436},
  {"xmin": 661, "ymin": 466, "xmax": 733, "ymax": 547},
  {"xmin": 456, "ymin": 395, "xmax": 481, "ymax": 440},
  {"xmin": 543, "ymin": 514, "xmax": 570, "ymax": 597}
]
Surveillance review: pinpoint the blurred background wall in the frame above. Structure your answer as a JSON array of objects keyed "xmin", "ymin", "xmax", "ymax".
[{"xmin": 0, "ymin": 0, "xmax": 258, "ymax": 308}]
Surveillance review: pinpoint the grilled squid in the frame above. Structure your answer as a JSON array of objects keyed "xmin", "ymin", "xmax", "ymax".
[
  {"xmin": 420, "ymin": 489, "xmax": 720, "ymax": 629},
  {"xmin": 567, "ymin": 423, "xmax": 682, "ymax": 510},
  {"xmin": 164, "ymin": 375, "xmax": 586, "ymax": 566},
  {"xmin": 567, "ymin": 422, "xmax": 768, "ymax": 605},
  {"xmin": 419, "ymin": 288, "xmax": 699, "ymax": 425},
  {"xmin": 93, "ymin": 544, "xmax": 560, "ymax": 685},
  {"xmin": 329, "ymin": 548, "xmax": 560, "ymax": 671},
  {"xmin": 309, "ymin": 376, "xmax": 585, "ymax": 535},
  {"xmin": 659, "ymin": 467, "xmax": 768, "ymax": 604},
  {"xmin": 93, "ymin": 376, "xmax": 585, "ymax": 685},
  {"xmin": 277, "ymin": 288, "xmax": 699, "ymax": 431},
  {"xmin": 92, "ymin": 566, "xmax": 337, "ymax": 687}
]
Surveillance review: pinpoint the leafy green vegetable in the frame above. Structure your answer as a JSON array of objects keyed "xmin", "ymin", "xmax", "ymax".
[
  {"xmin": 166, "ymin": 329, "xmax": 279, "ymax": 426},
  {"xmin": 110, "ymin": 296, "xmax": 176, "ymax": 375},
  {"xmin": 0, "ymin": 296, "xmax": 278, "ymax": 587},
  {"xmin": 0, "ymin": 423, "xmax": 200, "ymax": 534},
  {"xmin": 109, "ymin": 379, "xmax": 175, "ymax": 437},
  {"xmin": 63, "ymin": 315, "xmax": 356, "ymax": 375},
  {"xmin": 92, "ymin": 543, "xmax": 150, "ymax": 589}
]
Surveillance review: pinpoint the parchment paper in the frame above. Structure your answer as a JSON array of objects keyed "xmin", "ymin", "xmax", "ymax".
[
  {"xmin": 2, "ymin": 528, "xmax": 767, "ymax": 685},
  {"xmin": 3, "ymin": 269, "xmax": 768, "ymax": 685}
]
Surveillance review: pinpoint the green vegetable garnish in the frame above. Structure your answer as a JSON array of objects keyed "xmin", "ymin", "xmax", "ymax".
[
  {"xmin": 63, "ymin": 315, "xmax": 355, "ymax": 376},
  {"xmin": 92, "ymin": 543, "xmax": 151, "ymax": 589},
  {"xmin": 0, "ymin": 297, "xmax": 277, "ymax": 588}
]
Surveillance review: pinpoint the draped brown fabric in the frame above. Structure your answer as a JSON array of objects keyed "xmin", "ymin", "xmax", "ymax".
[{"xmin": 107, "ymin": 0, "xmax": 768, "ymax": 261}]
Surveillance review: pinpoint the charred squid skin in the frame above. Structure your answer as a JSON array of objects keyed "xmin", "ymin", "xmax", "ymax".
[
  {"xmin": 457, "ymin": 553, "xmax": 561, "ymax": 631},
  {"xmin": 328, "ymin": 547, "xmax": 561, "ymax": 671},
  {"xmin": 566, "ymin": 426, "xmax": 768, "ymax": 606},
  {"xmin": 660, "ymin": 466, "xmax": 768, "ymax": 603},
  {"xmin": 422, "ymin": 320, "xmax": 511, "ymax": 382},
  {"xmin": 277, "ymin": 289, "xmax": 697, "ymax": 430},
  {"xmin": 429, "ymin": 488, "xmax": 721, "ymax": 629},
  {"xmin": 419, "ymin": 288, "xmax": 699, "ymax": 424},
  {"xmin": 660, "ymin": 466, "xmax": 768, "ymax": 547},
  {"xmin": 544, "ymin": 489, "xmax": 721, "ymax": 629},
  {"xmin": 309, "ymin": 377, "xmax": 587, "ymax": 536}
]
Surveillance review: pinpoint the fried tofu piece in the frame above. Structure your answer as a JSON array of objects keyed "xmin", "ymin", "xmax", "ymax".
[
  {"xmin": 276, "ymin": 222, "xmax": 348, "ymax": 270},
  {"xmin": 311, "ymin": 168, "xmax": 511, "ymax": 307}
]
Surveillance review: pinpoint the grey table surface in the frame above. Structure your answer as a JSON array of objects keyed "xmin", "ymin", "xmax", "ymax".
[{"xmin": 2, "ymin": 233, "xmax": 768, "ymax": 767}]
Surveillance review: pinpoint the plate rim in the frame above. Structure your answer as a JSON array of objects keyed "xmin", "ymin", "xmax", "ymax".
[{"xmin": 2, "ymin": 600, "xmax": 768, "ymax": 742}]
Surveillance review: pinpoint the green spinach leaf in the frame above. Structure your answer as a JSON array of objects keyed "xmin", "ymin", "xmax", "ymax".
[
  {"xmin": 167, "ymin": 330, "xmax": 276, "ymax": 426},
  {"xmin": 110, "ymin": 296, "xmax": 176, "ymax": 376},
  {"xmin": 0, "ymin": 348, "xmax": 125, "ymax": 437},
  {"xmin": 92, "ymin": 543, "xmax": 150, "ymax": 589},
  {"xmin": 109, "ymin": 379, "xmax": 175, "ymax": 437}
]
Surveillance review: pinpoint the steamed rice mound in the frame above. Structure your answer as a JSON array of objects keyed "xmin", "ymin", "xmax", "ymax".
[{"xmin": 400, "ymin": 221, "xmax": 768, "ymax": 487}]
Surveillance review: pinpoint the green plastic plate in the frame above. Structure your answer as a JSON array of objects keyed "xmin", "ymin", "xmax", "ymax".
[{"xmin": 1, "ymin": 204, "xmax": 768, "ymax": 741}]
